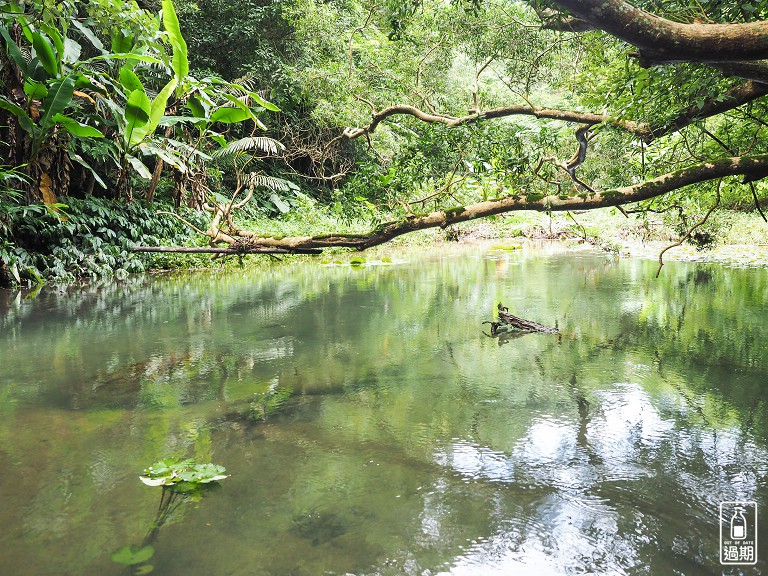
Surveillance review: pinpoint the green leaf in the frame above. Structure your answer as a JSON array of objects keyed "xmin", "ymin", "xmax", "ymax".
[
  {"xmin": 126, "ymin": 154, "xmax": 152, "ymax": 179},
  {"xmin": 270, "ymin": 193, "xmax": 290, "ymax": 214},
  {"xmin": 62, "ymin": 37, "xmax": 82, "ymax": 64},
  {"xmin": 0, "ymin": 22, "xmax": 29, "ymax": 76},
  {"xmin": 124, "ymin": 89, "xmax": 151, "ymax": 147},
  {"xmin": 52, "ymin": 114, "xmax": 103, "ymax": 138},
  {"xmin": 71, "ymin": 20, "xmax": 105, "ymax": 54},
  {"xmin": 39, "ymin": 23, "xmax": 64, "ymax": 62},
  {"xmin": 111, "ymin": 545, "xmax": 155, "ymax": 566},
  {"xmin": 119, "ymin": 65, "xmax": 144, "ymax": 93},
  {"xmin": 32, "ymin": 31, "xmax": 58, "ymax": 77},
  {"xmin": 39, "ymin": 75, "xmax": 76, "ymax": 132},
  {"xmin": 161, "ymin": 0, "xmax": 188, "ymax": 80},
  {"xmin": 0, "ymin": 96, "xmax": 35, "ymax": 134},
  {"xmin": 247, "ymin": 91, "xmax": 280, "ymax": 112},
  {"xmin": 139, "ymin": 142, "xmax": 187, "ymax": 173},
  {"xmin": 187, "ymin": 96, "xmax": 206, "ymax": 119},
  {"xmin": 209, "ymin": 107, "xmax": 250, "ymax": 124},
  {"xmin": 23, "ymin": 78, "xmax": 48, "ymax": 99},
  {"xmin": 83, "ymin": 53, "xmax": 163, "ymax": 66},
  {"xmin": 111, "ymin": 30, "xmax": 133, "ymax": 54},
  {"xmin": 157, "ymin": 115, "xmax": 203, "ymax": 126},
  {"xmin": 129, "ymin": 78, "xmax": 177, "ymax": 148},
  {"xmin": 69, "ymin": 152, "xmax": 107, "ymax": 189}
]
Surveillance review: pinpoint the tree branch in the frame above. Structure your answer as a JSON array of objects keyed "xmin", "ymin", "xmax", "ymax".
[
  {"xmin": 546, "ymin": 0, "xmax": 768, "ymax": 68},
  {"xmin": 152, "ymin": 154, "xmax": 768, "ymax": 254},
  {"xmin": 650, "ymin": 80, "xmax": 768, "ymax": 139},
  {"xmin": 342, "ymin": 103, "xmax": 649, "ymax": 140},
  {"xmin": 342, "ymin": 79, "xmax": 768, "ymax": 146},
  {"xmin": 655, "ymin": 180, "xmax": 722, "ymax": 277}
]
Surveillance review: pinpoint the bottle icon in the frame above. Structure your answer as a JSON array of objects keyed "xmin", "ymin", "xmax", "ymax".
[{"xmin": 731, "ymin": 506, "xmax": 747, "ymax": 540}]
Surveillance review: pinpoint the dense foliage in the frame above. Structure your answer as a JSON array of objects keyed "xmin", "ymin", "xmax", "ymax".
[
  {"xmin": 1, "ymin": 0, "xmax": 767, "ymax": 285},
  {"xmin": 0, "ymin": 196, "xmax": 207, "ymax": 285}
]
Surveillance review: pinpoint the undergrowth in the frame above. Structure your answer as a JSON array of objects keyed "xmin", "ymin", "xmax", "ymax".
[{"xmin": 0, "ymin": 196, "xmax": 209, "ymax": 288}]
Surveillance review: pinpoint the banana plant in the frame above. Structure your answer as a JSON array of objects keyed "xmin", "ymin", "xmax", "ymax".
[
  {"xmin": 0, "ymin": 12, "xmax": 104, "ymax": 201},
  {"xmin": 0, "ymin": 2, "xmax": 127, "ymax": 203}
]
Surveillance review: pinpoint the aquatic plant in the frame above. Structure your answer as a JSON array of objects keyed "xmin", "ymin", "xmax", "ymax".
[
  {"xmin": 139, "ymin": 458, "xmax": 228, "ymax": 489},
  {"xmin": 111, "ymin": 459, "xmax": 228, "ymax": 573}
]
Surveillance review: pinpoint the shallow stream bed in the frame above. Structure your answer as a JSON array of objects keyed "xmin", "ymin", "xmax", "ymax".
[{"xmin": 1, "ymin": 242, "xmax": 767, "ymax": 575}]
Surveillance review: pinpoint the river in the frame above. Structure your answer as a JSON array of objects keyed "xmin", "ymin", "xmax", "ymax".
[{"xmin": 1, "ymin": 242, "xmax": 766, "ymax": 575}]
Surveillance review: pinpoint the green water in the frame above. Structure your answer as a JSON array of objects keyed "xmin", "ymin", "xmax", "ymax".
[{"xmin": 1, "ymin": 242, "xmax": 767, "ymax": 575}]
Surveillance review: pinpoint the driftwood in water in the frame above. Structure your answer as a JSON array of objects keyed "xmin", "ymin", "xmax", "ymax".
[{"xmin": 483, "ymin": 302, "xmax": 559, "ymax": 335}]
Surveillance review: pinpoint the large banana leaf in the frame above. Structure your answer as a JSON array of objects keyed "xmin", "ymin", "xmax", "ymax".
[
  {"xmin": 119, "ymin": 65, "xmax": 144, "ymax": 93},
  {"xmin": 0, "ymin": 22, "xmax": 29, "ymax": 77},
  {"xmin": 124, "ymin": 89, "xmax": 151, "ymax": 148},
  {"xmin": 129, "ymin": 78, "xmax": 177, "ymax": 148},
  {"xmin": 247, "ymin": 91, "xmax": 280, "ymax": 112},
  {"xmin": 39, "ymin": 75, "xmax": 76, "ymax": 133},
  {"xmin": 52, "ymin": 114, "xmax": 104, "ymax": 138},
  {"xmin": 209, "ymin": 107, "xmax": 250, "ymax": 124},
  {"xmin": 161, "ymin": 0, "xmax": 188, "ymax": 81},
  {"xmin": 32, "ymin": 31, "xmax": 58, "ymax": 77},
  {"xmin": 69, "ymin": 152, "xmax": 107, "ymax": 189},
  {"xmin": 71, "ymin": 20, "xmax": 105, "ymax": 54},
  {"xmin": 126, "ymin": 153, "xmax": 152, "ymax": 180},
  {"xmin": 0, "ymin": 96, "xmax": 35, "ymax": 134}
]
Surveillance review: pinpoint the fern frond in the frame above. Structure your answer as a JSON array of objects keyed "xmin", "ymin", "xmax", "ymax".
[
  {"xmin": 212, "ymin": 137, "xmax": 285, "ymax": 159},
  {"xmin": 249, "ymin": 173, "xmax": 294, "ymax": 192}
]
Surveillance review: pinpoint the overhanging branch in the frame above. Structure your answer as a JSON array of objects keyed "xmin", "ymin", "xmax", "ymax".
[
  {"xmin": 545, "ymin": 0, "xmax": 768, "ymax": 68},
  {"xmin": 342, "ymin": 79, "xmax": 768, "ymax": 146},
  {"xmin": 142, "ymin": 154, "xmax": 768, "ymax": 255}
]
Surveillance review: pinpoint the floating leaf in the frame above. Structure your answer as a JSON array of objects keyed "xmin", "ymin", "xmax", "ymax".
[
  {"xmin": 139, "ymin": 476, "xmax": 167, "ymax": 487},
  {"xmin": 111, "ymin": 545, "xmax": 155, "ymax": 566}
]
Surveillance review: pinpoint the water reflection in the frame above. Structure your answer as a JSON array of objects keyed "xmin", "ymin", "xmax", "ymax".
[{"xmin": 1, "ymin": 243, "xmax": 767, "ymax": 575}]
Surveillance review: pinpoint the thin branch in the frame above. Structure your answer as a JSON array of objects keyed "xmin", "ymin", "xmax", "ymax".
[
  {"xmin": 655, "ymin": 180, "xmax": 722, "ymax": 278},
  {"xmin": 156, "ymin": 210, "xmax": 207, "ymax": 236},
  {"xmin": 750, "ymin": 182, "xmax": 768, "ymax": 222}
]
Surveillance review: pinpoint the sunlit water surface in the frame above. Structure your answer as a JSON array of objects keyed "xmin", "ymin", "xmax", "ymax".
[{"xmin": 1, "ymin": 242, "xmax": 767, "ymax": 575}]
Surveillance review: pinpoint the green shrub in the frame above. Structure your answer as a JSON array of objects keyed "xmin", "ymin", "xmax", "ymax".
[{"xmin": 0, "ymin": 196, "xmax": 208, "ymax": 287}]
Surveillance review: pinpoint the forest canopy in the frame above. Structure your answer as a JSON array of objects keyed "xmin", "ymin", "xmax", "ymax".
[{"xmin": 1, "ymin": 0, "xmax": 767, "ymax": 273}]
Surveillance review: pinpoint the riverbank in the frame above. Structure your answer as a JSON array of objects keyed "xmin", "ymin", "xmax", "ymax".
[
  {"xmin": 3, "ymin": 199, "xmax": 768, "ymax": 289},
  {"xmin": 430, "ymin": 208, "xmax": 768, "ymax": 269}
]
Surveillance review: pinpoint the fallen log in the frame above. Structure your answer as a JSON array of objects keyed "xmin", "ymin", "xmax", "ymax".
[
  {"xmin": 483, "ymin": 302, "xmax": 559, "ymax": 335},
  {"xmin": 132, "ymin": 246, "xmax": 323, "ymax": 255}
]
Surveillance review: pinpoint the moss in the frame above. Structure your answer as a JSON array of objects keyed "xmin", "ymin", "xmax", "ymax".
[{"xmin": 444, "ymin": 206, "xmax": 467, "ymax": 218}]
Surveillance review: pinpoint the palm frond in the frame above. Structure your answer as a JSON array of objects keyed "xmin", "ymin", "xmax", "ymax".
[
  {"xmin": 249, "ymin": 172, "xmax": 295, "ymax": 192},
  {"xmin": 212, "ymin": 137, "xmax": 285, "ymax": 159}
]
